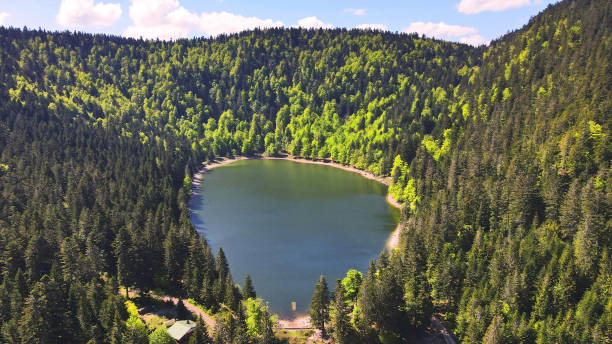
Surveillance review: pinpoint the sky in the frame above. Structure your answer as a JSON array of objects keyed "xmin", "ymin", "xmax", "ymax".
[{"xmin": 0, "ymin": 0, "xmax": 560, "ymax": 46}]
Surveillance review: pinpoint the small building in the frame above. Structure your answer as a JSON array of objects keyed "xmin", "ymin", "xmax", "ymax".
[{"xmin": 167, "ymin": 320, "xmax": 196, "ymax": 343}]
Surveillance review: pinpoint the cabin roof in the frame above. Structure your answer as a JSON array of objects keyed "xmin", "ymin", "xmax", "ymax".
[{"xmin": 167, "ymin": 320, "xmax": 196, "ymax": 341}]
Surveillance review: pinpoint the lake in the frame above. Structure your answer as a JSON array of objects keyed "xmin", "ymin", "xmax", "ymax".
[{"xmin": 189, "ymin": 159, "xmax": 399, "ymax": 317}]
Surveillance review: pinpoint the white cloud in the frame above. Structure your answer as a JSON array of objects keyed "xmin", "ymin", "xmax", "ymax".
[
  {"xmin": 0, "ymin": 12, "xmax": 10, "ymax": 25},
  {"xmin": 403, "ymin": 21, "xmax": 488, "ymax": 46},
  {"xmin": 404, "ymin": 21, "xmax": 477, "ymax": 37},
  {"xmin": 356, "ymin": 24, "xmax": 388, "ymax": 31},
  {"xmin": 460, "ymin": 34, "xmax": 487, "ymax": 46},
  {"xmin": 124, "ymin": 0, "xmax": 283, "ymax": 40},
  {"xmin": 296, "ymin": 16, "xmax": 333, "ymax": 29},
  {"xmin": 344, "ymin": 8, "xmax": 366, "ymax": 16},
  {"xmin": 57, "ymin": 0, "xmax": 122, "ymax": 27},
  {"xmin": 197, "ymin": 12, "xmax": 283, "ymax": 37},
  {"xmin": 457, "ymin": 0, "xmax": 535, "ymax": 14}
]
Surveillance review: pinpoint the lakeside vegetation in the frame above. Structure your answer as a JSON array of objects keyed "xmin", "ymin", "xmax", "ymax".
[{"xmin": 0, "ymin": 0, "xmax": 610, "ymax": 343}]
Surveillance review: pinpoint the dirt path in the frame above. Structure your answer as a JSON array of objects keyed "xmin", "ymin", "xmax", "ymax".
[
  {"xmin": 431, "ymin": 316, "xmax": 456, "ymax": 344},
  {"xmin": 159, "ymin": 296, "xmax": 217, "ymax": 331}
]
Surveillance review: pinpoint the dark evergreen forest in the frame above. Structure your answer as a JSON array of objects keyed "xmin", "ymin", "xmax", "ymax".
[{"xmin": 0, "ymin": 0, "xmax": 609, "ymax": 343}]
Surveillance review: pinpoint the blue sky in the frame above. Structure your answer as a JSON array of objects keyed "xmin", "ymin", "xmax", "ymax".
[{"xmin": 0, "ymin": 0, "xmax": 559, "ymax": 45}]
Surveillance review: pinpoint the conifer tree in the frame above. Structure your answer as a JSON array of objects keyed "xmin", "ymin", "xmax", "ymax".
[
  {"xmin": 331, "ymin": 280, "xmax": 353, "ymax": 344},
  {"xmin": 176, "ymin": 299, "xmax": 189, "ymax": 319},
  {"xmin": 216, "ymin": 248, "xmax": 229, "ymax": 281},
  {"xmin": 310, "ymin": 275, "xmax": 330, "ymax": 337},
  {"xmin": 188, "ymin": 316, "xmax": 212, "ymax": 344},
  {"xmin": 243, "ymin": 274, "xmax": 256, "ymax": 300},
  {"xmin": 214, "ymin": 248, "xmax": 229, "ymax": 303},
  {"xmin": 109, "ymin": 311, "xmax": 125, "ymax": 344},
  {"xmin": 200, "ymin": 276, "xmax": 216, "ymax": 311},
  {"xmin": 164, "ymin": 227, "xmax": 186, "ymax": 288},
  {"xmin": 113, "ymin": 228, "xmax": 133, "ymax": 298},
  {"xmin": 224, "ymin": 273, "xmax": 239, "ymax": 311}
]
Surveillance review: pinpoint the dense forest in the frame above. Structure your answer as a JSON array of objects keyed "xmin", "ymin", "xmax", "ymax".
[{"xmin": 0, "ymin": 0, "xmax": 609, "ymax": 343}]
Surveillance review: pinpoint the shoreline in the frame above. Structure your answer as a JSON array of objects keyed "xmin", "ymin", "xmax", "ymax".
[
  {"xmin": 193, "ymin": 154, "xmax": 402, "ymax": 209},
  {"xmin": 191, "ymin": 153, "xmax": 404, "ymax": 326}
]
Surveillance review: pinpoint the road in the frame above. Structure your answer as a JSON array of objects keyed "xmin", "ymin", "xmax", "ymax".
[
  {"xmin": 431, "ymin": 316, "xmax": 456, "ymax": 344},
  {"xmin": 159, "ymin": 296, "xmax": 217, "ymax": 331}
]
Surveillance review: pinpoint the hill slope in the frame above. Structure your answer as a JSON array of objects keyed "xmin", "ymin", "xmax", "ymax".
[
  {"xmin": 0, "ymin": 0, "xmax": 610, "ymax": 343},
  {"xmin": 390, "ymin": 0, "xmax": 611, "ymax": 342}
]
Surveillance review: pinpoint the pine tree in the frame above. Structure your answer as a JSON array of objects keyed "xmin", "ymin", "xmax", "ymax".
[
  {"xmin": 331, "ymin": 280, "xmax": 354, "ymax": 344},
  {"xmin": 176, "ymin": 299, "xmax": 189, "ymax": 319},
  {"xmin": 224, "ymin": 273, "xmax": 239, "ymax": 311},
  {"xmin": 200, "ymin": 275, "xmax": 216, "ymax": 311},
  {"xmin": 13, "ymin": 269, "xmax": 27, "ymax": 297},
  {"xmin": 356, "ymin": 260, "xmax": 377, "ymax": 328},
  {"xmin": 0, "ymin": 279, "xmax": 10, "ymax": 324},
  {"xmin": 243, "ymin": 274, "xmax": 256, "ymax": 300},
  {"xmin": 216, "ymin": 248, "xmax": 229, "ymax": 281},
  {"xmin": 184, "ymin": 236, "xmax": 206, "ymax": 299},
  {"xmin": 113, "ymin": 228, "xmax": 133, "ymax": 298},
  {"xmin": 24, "ymin": 235, "xmax": 52, "ymax": 284},
  {"xmin": 19, "ymin": 274, "xmax": 70, "ymax": 343},
  {"xmin": 214, "ymin": 248, "xmax": 229, "ymax": 303},
  {"xmin": 164, "ymin": 226, "xmax": 188, "ymax": 290},
  {"xmin": 1, "ymin": 318, "xmax": 19, "ymax": 344},
  {"xmin": 188, "ymin": 316, "xmax": 212, "ymax": 344},
  {"xmin": 109, "ymin": 311, "xmax": 125, "ymax": 344},
  {"xmin": 310, "ymin": 275, "xmax": 330, "ymax": 337}
]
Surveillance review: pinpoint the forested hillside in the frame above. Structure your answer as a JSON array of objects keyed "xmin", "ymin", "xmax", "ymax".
[
  {"xmin": 0, "ymin": 0, "xmax": 609, "ymax": 343},
  {"xmin": 0, "ymin": 18, "xmax": 475, "ymax": 344},
  {"xmin": 385, "ymin": 0, "xmax": 611, "ymax": 342}
]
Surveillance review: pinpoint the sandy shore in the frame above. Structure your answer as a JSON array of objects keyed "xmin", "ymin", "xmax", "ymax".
[{"xmin": 275, "ymin": 315, "xmax": 312, "ymax": 330}]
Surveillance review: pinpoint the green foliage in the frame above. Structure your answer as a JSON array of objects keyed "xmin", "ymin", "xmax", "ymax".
[
  {"xmin": 125, "ymin": 300, "xmax": 139, "ymax": 317},
  {"xmin": 243, "ymin": 274, "xmax": 256, "ymax": 300},
  {"xmin": 183, "ymin": 174, "xmax": 193, "ymax": 197},
  {"xmin": 341, "ymin": 269, "xmax": 362, "ymax": 303},
  {"xmin": 0, "ymin": 1, "xmax": 609, "ymax": 343},
  {"xmin": 188, "ymin": 317, "xmax": 212, "ymax": 344},
  {"xmin": 245, "ymin": 298, "xmax": 277, "ymax": 340},
  {"xmin": 310, "ymin": 276, "xmax": 330, "ymax": 336},
  {"xmin": 124, "ymin": 315, "xmax": 148, "ymax": 344},
  {"xmin": 176, "ymin": 299, "xmax": 189, "ymax": 320},
  {"xmin": 148, "ymin": 327, "xmax": 174, "ymax": 344},
  {"xmin": 331, "ymin": 280, "xmax": 355, "ymax": 344}
]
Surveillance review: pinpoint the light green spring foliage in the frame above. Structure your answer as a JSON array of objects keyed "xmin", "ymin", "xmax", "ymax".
[
  {"xmin": 3, "ymin": 28, "xmax": 475, "ymax": 192},
  {"xmin": 183, "ymin": 175, "xmax": 193, "ymax": 196},
  {"xmin": 125, "ymin": 315, "xmax": 148, "ymax": 344},
  {"xmin": 424, "ymin": 128, "xmax": 452, "ymax": 161},
  {"xmin": 245, "ymin": 298, "xmax": 277, "ymax": 339},
  {"xmin": 388, "ymin": 155, "xmax": 419, "ymax": 209},
  {"xmin": 341, "ymin": 269, "xmax": 363, "ymax": 303},
  {"xmin": 148, "ymin": 327, "xmax": 174, "ymax": 344},
  {"xmin": 125, "ymin": 300, "xmax": 140, "ymax": 317}
]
